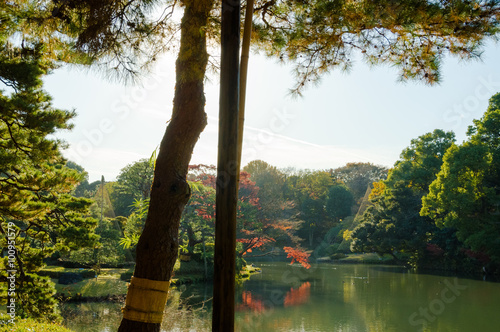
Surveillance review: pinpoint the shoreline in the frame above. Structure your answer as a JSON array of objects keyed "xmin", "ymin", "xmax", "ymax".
[{"xmin": 51, "ymin": 263, "xmax": 262, "ymax": 304}]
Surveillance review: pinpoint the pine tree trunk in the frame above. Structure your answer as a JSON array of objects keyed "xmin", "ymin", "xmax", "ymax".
[{"xmin": 117, "ymin": 1, "xmax": 213, "ymax": 331}]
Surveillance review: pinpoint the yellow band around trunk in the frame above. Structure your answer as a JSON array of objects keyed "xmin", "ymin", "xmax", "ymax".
[{"xmin": 122, "ymin": 276, "xmax": 170, "ymax": 324}]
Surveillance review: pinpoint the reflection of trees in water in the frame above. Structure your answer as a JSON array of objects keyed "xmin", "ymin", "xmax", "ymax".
[
  {"xmin": 237, "ymin": 281, "xmax": 312, "ymax": 313},
  {"xmin": 235, "ymin": 281, "xmax": 311, "ymax": 332},
  {"xmin": 284, "ymin": 281, "xmax": 311, "ymax": 307},
  {"xmin": 236, "ymin": 291, "xmax": 267, "ymax": 312},
  {"xmin": 60, "ymin": 294, "xmax": 212, "ymax": 332},
  {"xmin": 162, "ymin": 290, "xmax": 211, "ymax": 331},
  {"xmin": 60, "ymin": 302, "xmax": 123, "ymax": 332},
  {"xmin": 61, "ymin": 263, "xmax": 494, "ymax": 332}
]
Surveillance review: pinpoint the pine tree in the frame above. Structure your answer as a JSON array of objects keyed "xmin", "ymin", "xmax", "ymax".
[{"xmin": 0, "ymin": 2, "xmax": 97, "ymax": 321}]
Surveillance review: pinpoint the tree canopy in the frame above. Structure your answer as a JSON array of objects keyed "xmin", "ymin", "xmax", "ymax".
[
  {"xmin": 422, "ymin": 93, "xmax": 500, "ymax": 265},
  {"xmin": 254, "ymin": 0, "xmax": 500, "ymax": 93},
  {"xmin": 351, "ymin": 129, "xmax": 456, "ymax": 264},
  {"xmin": 36, "ymin": 0, "xmax": 500, "ymax": 88},
  {"xmin": 331, "ymin": 162, "xmax": 388, "ymax": 203}
]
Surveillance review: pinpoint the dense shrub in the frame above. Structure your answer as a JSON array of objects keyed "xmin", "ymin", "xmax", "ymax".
[
  {"xmin": 330, "ymin": 253, "xmax": 347, "ymax": 260},
  {"xmin": 58, "ymin": 273, "xmax": 84, "ymax": 285},
  {"xmin": 120, "ymin": 271, "xmax": 133, "ymax": 282}
]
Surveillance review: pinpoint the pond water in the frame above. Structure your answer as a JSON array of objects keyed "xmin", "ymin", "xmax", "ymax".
[{"xmin": 61, "ymin": 262, "xmax": 500, "ymax": 332}]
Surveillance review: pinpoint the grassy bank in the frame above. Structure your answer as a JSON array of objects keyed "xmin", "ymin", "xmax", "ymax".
[
  {"xmin": 171, "ymin": 259, "xmax": 208, "ymax": 285},
  {"xmin": 43, "ymin": 266, "xmax": 131, "ymax": 300},
  {"xmin": 44, "ymin": 261, "xmax": 261, "ymax": 301},
  {"xmin": 54, "ymin": 278, "xmax": 128, "ymax": 300},
  {"xmin": 0, "ymin": 318, "xmax": 73, "ymax": 332},
  {"xmin": 171, "ymin": 260, "xmax": 261, "ymax": 285},
  {"xmin": 331, "ymin": 253, "xmax": 398, "ymax": 264}
]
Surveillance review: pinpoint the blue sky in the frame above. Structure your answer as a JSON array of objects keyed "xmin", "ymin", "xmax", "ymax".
[{"xmin": 45, "ymin": 41, "xmax": 500, "ymax": 182}]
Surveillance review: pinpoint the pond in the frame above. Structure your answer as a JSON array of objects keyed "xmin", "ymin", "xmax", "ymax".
[{"xmin": 61, "ymin": 262, "xmax": 500, "ymax": 332}]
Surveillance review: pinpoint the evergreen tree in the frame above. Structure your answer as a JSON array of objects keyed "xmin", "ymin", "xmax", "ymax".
[
  {"xmin": 326, "ymin": 184, "xmax": 355, "ymax": 222},
  {"xmin": 0, "ymin": 2, "xmax": 97, "ymax": 320},
  {"xmin": 254, "ymin": 0, "xmax": 500, "ymax": 93}
]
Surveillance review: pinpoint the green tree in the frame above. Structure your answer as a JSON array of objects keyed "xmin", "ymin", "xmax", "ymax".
[
  {"xmin": 242, "ymin": 160, "xmax": 304, "ymax": 250},
  {"xmin": 331, "ymin": 163, "xmax": 388, "ymax": 204},
  {"xmin": 41, "ymin": 0, "xmax": 500, "ymax": 330},
  {"xmin": 284, "ymin": 170, "xmax": 335, "ymax": 248},
  {"xmin": 300, "ymin": 197, "xmax": 327, "ymax": 247},
  {"xmin": 243, "ymin": 160, "xmax": 286, "ymax": 221},
  {"xmin": 390, "ymin": 130, "xmax": 457, "ymax": 192},
  {"xmin": 351, "ymin": 130, "xmax": 456, "ymax": 265},
  {"xmin": 326, "ymin": 184, "xmax": 355, "ymax": 222},
  {"xmin": 422, "ymin": 93, "xmax": 500, "ymax": 269},
  {"xmin": 0, "ymin": 3, "xmax": 97, "ymax": 320},
  {"xmin": 68, "ymin": 217, "xmax": 130, "ymax": 267},
  {"xmin": 110, "ymin": 158, "xmax": 154, "ymax": 216}
]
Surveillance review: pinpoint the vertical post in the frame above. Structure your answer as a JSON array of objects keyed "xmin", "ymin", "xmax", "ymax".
[
  {"xmin": 212, "ymin": 0, "xmax": 240, "ymax": 331},
  {"xmin": 236, "ymin": 0, "xmax": 254, "ymax": 183}
]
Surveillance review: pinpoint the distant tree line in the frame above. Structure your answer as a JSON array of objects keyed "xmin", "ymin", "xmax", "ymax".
[
  {"xmin": 84, "ymin": 158, "xmax": 386, "ymax": 272},
  {"xmin": 351, "ymin": 93, "xmax": 500, "ymax": 276},
  {"xmin": 82, "ymin": 157, "xmax": 387, "ymax": 271}
]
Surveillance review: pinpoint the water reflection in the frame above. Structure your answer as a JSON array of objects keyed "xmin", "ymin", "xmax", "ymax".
[
  {"xmin": 61, "ymin": 302, "xmax": 123, "ymax": 332},
  {"xmin": 284, "ymin": 281, "xmax": 310, "ymax": 307},
  {"xmin": 237, "ymin": 291, "xmax": 266, "ymax": 312},
  {"xmin": 236, "ymin": 281, "xmax": 311, "ymax": 313},
  {"xmin": 61, "ymin": 263, "xmax": 500, "ymax": 332}
]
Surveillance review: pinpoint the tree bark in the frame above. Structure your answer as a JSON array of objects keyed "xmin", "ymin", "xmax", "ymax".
[{"xmin": 117, "ymin": 1, "xmax": 214, "ymax": 331}]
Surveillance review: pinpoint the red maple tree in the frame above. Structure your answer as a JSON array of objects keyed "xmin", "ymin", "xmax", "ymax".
[{"xmin": 186, "ymin": 164, "xmax": 310, "ymax": 269}]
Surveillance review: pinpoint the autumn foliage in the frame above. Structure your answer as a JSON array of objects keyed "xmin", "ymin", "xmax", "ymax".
[
  {"xmin": 187, "ymin": 164, "xmax": 310, "ymax": 268},
  {"xmin": 284, "ymin": 247, "xmax": 311, "ymax": 269}
]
